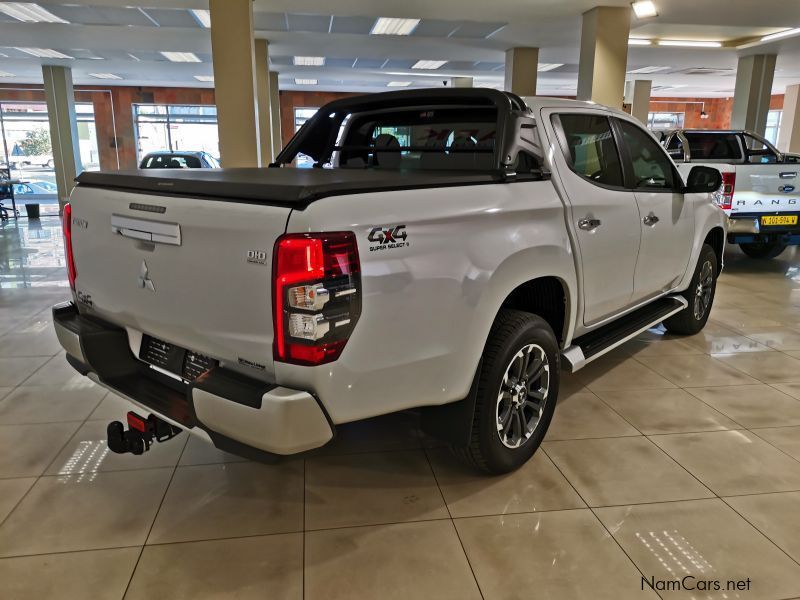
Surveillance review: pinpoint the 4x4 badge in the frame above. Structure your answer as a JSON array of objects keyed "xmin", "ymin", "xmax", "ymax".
[{"xmin": 138, "ymin": 260, "xmax": 156, "ymax": 291}]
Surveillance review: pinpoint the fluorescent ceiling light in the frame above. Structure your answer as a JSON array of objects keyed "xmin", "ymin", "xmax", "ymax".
[
  {"xmin": 631, "ymin": 1, "xmax": 658, "ymax": 18},
  {"xmin": 628, "ymin": 38, "xmax": 652, "ymax": 46},
  {"xmin": 761, "ymin": 28, "xmax": 800, "ymax": 42},
  {"xmin": 387, "ymin": 81, "xmax": 412, "ymax": 87},
  {"xmin": 0, "ymin": 2, "xmax": 68, "ymax": 23},
  {"xmin": 0, "ymin": 71, "xmax": 15, "ymax": 77},
  {"xmin": 190, "ymin": 9, "xmax": 211, "ymax": 28},
  {"xmin": 371, "ymin": 17, "xmax": 420, "ymax": 35},
  {"xmin": 293, "ymin": 56, "xmax": 325, "ymax": 66},
  {"xmin": 658, "ymin": 40, "xmax": 722, "ymax": 48},
  {"xmin": 412, "ymin": 60, "xmax": 447, "ymax": 69},
  {"xmin": 537, "ymin": 63, "xmax": 563, "ymax": 72},
  {"xmin": 294, "ymin": 78, "xmax": 318, "ymax": 85},
  {"xmin": 194, "ymin": 75, "xmax": 214, "ymax": 82},
  {"xmin": 160, "ymin": 51, "xmax": 201, "ymax": 62},
  {"xmin": 88, "ymin": 73, "xmax": 122, "ymax": 80},
  {"xmin": 15, "ymin": 47, "xmax": 73, "ymax": 59},
  {"xmin": 627, "ymin": 65, "xmax": 669, "ymax": 74}
]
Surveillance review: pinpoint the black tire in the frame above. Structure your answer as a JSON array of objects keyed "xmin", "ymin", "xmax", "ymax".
[
  {"xmin": 739, "ymin": 241, "xmax": 787, "ymax": 259},
  {"xmin": 454, "ymin": 309, "xmax": 560, "ymax": 474},
  {"xmin": 663, "ymin": 243, "xmax": 718, "ymax": 335}
]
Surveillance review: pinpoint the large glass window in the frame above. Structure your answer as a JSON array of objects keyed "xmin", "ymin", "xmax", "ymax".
[
  {"xmin": 556, "ymin": 114, "xmax": 624, "ymax": 187},
  {"xmin": 133, "ymin": 104, "xmax": 219, "ymax": 163},
  {"xmin": 294, "ymin": 108, "xmax": 318, "ymax": 168},
  {"xmin": 618, "ymin": 120, "xmax": 676, "ymax": 190},
  {"xmin": 764, "ymin": 110, "xmax": 782, "ymax": 145},
  {"xmin": 647, "ymin": 112, "xmax": 685, "ymax": 131}
]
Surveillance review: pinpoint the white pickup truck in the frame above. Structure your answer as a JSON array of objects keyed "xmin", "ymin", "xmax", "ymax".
[
  {"xmin": 53, "ymin": 90, "xmax": 726, "ymax": 473},
  {"xmin": 663, "ymin": 129, "xmax": 799, "ymax": 259}
]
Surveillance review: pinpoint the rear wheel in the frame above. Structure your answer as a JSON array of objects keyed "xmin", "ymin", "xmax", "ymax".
[
  {"xmin": 454, "ymin": 309, "xmax": 559, "ymax": 474},
  {"xmin": 739, "ymin": 241, "xmax": 786, "ymax": 259},
  {"xmin": 664, "ymin": 243, "xmax": 717, "ymax": 335}
]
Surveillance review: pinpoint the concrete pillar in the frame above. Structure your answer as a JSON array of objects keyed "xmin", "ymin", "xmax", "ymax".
[
  {"xmin": 625, "ymin": 80, "xmax": 652, "ymax": 125},
  {"xmin": 577, "ymin": 6, "xmax": 631, "ymax": 108},
  {"xmin": 269, "ymin": 71, "xmax": 282, "ymax": 157},
  {"xmin": 254, "ymin": 39, "xmax": 273, "ymax": 166},
  {"xmin": 451, "ymin": 77, "xmax": 473, "ymax": 88},
  {"xmin": 42, "ymin": 65, "xmax": 82, "ymax": 211},
  {"xmin": 209, "ymin": 0, "xmax": 260, "ymax": 167},
  {"xmin": 778, "ymin": 84, "xmax": 800, "ymax": 154},
  {"xmin": 731, "ymin": 54, "xmax": 776, "ymax": 136},
  {"xmin": 504, "ymin": 47, "xmax": 539, "ymax": 97}
]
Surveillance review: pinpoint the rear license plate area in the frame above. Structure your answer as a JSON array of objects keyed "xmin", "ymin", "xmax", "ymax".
[
  {"xmin": 761, "ymin": 215, "xmax": 798, "ymax": 226},
  {"xmin": 139, "ymin": 335, "xmax": 217, "ymax": 382}
]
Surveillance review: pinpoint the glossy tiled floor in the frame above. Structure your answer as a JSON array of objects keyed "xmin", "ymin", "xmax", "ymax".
[{"xmin": 2, "ymin": 216, "xmax": 800, "ymax": 599}]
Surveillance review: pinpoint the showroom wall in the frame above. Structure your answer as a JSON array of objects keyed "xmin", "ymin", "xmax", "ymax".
[{"xmin": 0, "ymin": 84, "xmax": 788, "ymax": 172}]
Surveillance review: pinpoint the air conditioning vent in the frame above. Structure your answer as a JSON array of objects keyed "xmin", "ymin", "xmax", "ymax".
[{"xmin": 680, "ymin": 67, "xmax": 735, "ymax": 76}]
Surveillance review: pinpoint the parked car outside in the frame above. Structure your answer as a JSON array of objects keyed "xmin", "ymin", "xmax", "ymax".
[{"xmin": 139, "ymin": 151, "xmax": 220, "ymax": 169}]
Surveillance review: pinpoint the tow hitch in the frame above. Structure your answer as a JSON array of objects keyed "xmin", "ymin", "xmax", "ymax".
[{"xmin": 107, "ymin": 411, "xmax": 182, "ymax": 456}]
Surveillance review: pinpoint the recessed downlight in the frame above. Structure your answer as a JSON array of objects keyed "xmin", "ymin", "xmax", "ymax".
[
  {"xmin": 194, "ymin": 75, "xmax": 214, "ymax": 82},
  {"xmin": 631, "ymin": 1, "xmax": 658, "ymax": 18},
  {"xmin": 761, "ymin": 28, "xmax": 800, "ymax": 42},
  {"xmin": 387, "ymin": 81, "xmax": 412, "ymax": 87},
  {"xmin": 412, "ymin": 60, "xmax": 447, "ymax": 70},
  {"xmin": 160, "ymin": 51, "xmax": 202, "ymax": 63},
  {"xmin": 88, "ymin": 73, "xmax": 122, "ymax": 80},
  {"xmin": 628, "ymin": 38, "xmax": 653, "ymax": 46},
  {"xmin": 657, "ymin": 40, "xmax": 722, "ymax": 48},
  {"xmin": 294, "ymin": 78, "xmax": 318, "ymax": 85},
  {"xmin": 538, "ymin": 63, "xmax": 564, "ymax": 72},
  {"xmin": 15, "ymin": 47, "xmax": 73, "ymax": 59},
  {"xmin": 293, "ymin": 56, "xmax": 325, "ymax": 66},
  {"xmin": 0, "ymin": 2, "xmax": 68, "ymax": 23}
]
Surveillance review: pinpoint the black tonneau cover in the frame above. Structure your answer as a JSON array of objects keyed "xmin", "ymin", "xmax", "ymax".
[{"xmin": 75, "ymin": 168, "xmax": 505, "ymax": 209}]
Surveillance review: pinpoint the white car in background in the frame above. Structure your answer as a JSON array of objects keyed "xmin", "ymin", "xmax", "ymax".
[{"xmin": 663, "ymin": 129, "xmax": 800, "ymax": 259}]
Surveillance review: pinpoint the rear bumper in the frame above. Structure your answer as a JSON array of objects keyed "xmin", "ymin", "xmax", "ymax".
[
  {"xmin": 726, "ymin": 215, "xmax": 800, "ymax": 245},
  {"xmin": 52, "ymin": 302, "xmax": 334, "ymax": 458}
]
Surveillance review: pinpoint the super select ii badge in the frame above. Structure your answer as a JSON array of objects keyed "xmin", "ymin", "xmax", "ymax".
[{"xmin": 368, "ymin": 225, "xmax": 408, "ymax": 252}]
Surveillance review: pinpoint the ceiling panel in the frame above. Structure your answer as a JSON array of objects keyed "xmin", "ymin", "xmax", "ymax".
[
  {"xmin": 286, "ymin": 13, "xmax": 331, "ymax": 33},
  {"xmin": 140, "ymin": 9, "xmax": 201, "ymax": 28},
  {"xmin": 449, "ymin": 22, "xmax": 506, "ymax": 39},
  {"xmin": 473, "ymin": 61, "xmax": 505, "ymax": 71},
  {"xmin": 353, "ymin": 58, "xmax": 385, "ymax": 69},
  {"xmin": 269, "ymin": 55, "xmax": 294, "ymax": 66},
  {"xmin": 254, "ymin": 12, "xmax": 288, "ymax": 31},
  {"xmin": 411, "ymin": 20, "xmax": 459, "ymax": 37},
  {"xmin": 330, "ymin": 15, "xmax": 375, "ymax": 35},
  {"xmin": 45, "ymin": 6, "xmax": 155, "ymax": 27},
  {"xmin": 383, "ymin": 59, "xmax": 418, "ymax": 69}
]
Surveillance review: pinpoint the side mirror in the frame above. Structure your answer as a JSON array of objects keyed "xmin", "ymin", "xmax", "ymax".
[{"xmin": 684, "ymin": 166, "xmax": 722, "ymax": 194}]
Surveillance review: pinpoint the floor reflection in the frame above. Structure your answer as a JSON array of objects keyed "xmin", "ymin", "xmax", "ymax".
[{"xmin": 0, "ymin": 216, "xmax": 67, "ymax": 289}]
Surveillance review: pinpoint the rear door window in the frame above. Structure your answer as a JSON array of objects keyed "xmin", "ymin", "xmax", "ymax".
[
  {"xmin": 554, "ymin": 114, "xmax": 624, "ymax": 188},
  {"xmin": 683, "ymin": 133, "xmax": 742, "ymax": 161}
]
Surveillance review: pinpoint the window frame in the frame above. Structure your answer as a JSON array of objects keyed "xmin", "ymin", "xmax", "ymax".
[
  {"xmin": 611, "ymin": 117, "xmax": 683, "ymax": 193},
  {"xmin": 550, "ymin": 112, "xmax": 629, "ymax": 192}
]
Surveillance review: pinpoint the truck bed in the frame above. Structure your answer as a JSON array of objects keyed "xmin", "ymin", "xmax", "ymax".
[{"xmin": 76, "ymin": 168, "xmax": 507, "ymax": 209}]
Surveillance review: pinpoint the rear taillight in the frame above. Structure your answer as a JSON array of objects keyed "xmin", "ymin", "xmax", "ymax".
[
  {"xmin": 713, "ymin": 172, "xmax": 736, "ymax": 210},
  {"xmin": 62, "ymin": 202, "xmax": 77, "ymax": 290},
  {"xmin": 273, "ymin": 232, "xmax": 361, "ymax": 366}
]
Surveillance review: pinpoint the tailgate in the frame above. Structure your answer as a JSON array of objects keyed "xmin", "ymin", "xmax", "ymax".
[
  {"xmin": 69, "ymin": 185, "xmax": 290, "ymax": 379},
  {"xmin": 730, "ymin": 164, "xmax": 799, "ymax": 215}
]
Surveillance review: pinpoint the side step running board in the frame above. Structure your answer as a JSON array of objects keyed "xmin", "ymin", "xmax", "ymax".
[{"xmin": 561, "ymin": 295, "xmax": 688, "ymax": 373}]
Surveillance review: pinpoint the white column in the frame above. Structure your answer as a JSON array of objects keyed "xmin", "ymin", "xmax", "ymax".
[
  {"xmin": 254, "ymin": 39, "xmax": 273, "ymax": 166},
  {"xmin": 577, "ymin": 6, "xmax": 631, "ymax": 108},
  {"xmin": 42, "ymin": 65, "xmax": 82, "ymax": 211},
  {"xmin": 625, "ymin": 80, "xmax": 652, "ymax": 125},
  {"xmin": 504, "ymin": 47, "xmax": 539, "ymax": 97},
  {"xmin": 269, "ymin": 71, "xmax": 282, "ymax": 157},
  {"xmin": 450, "ymin": 77, "xmax": 473, "ymax": 88},
  {"xmin": 776, "ymin": 84, "xmax": 799, "ymax": 153},
  {"xmin": 731, "ymin": 54, "xmax": 776, "ymax": 136},
  {"xmin": 209, "ymin": 0, "xmax": 260, "ymax": 167}
]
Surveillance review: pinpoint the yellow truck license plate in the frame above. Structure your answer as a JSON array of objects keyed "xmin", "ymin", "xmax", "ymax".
[{"xmin": 761, "ymin": 215, "xmax": 798, "ymax": 226}]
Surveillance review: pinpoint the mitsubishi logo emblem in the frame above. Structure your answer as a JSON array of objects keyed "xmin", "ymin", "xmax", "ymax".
[{"xmin": 138, "ymin": 260, "xmax": 155, "ymax": 291}]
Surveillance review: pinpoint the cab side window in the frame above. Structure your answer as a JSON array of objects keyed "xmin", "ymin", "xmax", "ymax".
[
  {"xmin": 618, "ymin": 120, "xmax": 676, "ymax": 190},
  {"xmin": 666, "ymin": 135, "xmax": 684, "ymax": 160},
  {"xmin": 556, "ymin": 114, "xmax": 624, "ymax": 188}
]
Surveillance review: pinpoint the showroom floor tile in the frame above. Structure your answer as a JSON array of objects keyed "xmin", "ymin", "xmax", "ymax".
[{"xmin": 1, "ymin": 220, "xmax": 800, "ymax": 598}]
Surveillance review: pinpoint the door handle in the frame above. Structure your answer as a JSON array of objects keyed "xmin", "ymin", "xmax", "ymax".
[
  {"xmin": 578, "ymin": 218, "xmax": 602, "ymax": 231},
  {"xmin": 643, "ymin": 214, "xmax": 660, "ymax": 227},
  {"xmin": 779, "ymin": 172, "xmax": 797, "ymax": 179}
]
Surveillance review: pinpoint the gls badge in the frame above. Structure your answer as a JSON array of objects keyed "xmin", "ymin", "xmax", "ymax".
[{"xmin": 368, "ymin": 225, "xmax": 408, "ymax": 252}]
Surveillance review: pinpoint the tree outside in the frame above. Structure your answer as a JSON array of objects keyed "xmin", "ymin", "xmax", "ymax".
[{"xmin": 18, "ymin": 129, "xmax": 52, "ymax": 157}]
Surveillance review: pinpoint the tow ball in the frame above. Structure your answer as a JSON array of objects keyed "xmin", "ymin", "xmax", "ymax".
[{"xmin": 107, "ymin": 411, "xmax": 182, "ymax": 456}]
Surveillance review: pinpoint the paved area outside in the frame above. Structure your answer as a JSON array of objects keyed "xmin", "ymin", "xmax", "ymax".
[{"xmin": 2, "ymin": 216, "xmax": 800, "ymax": 599}]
